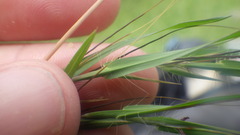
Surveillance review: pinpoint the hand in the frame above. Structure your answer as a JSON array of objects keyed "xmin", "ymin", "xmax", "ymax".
[{"xmin": 0, "ymin": 0, "xmax": 159, "ymax": 135}]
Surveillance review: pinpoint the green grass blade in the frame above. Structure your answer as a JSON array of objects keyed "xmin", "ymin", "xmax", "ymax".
[
  {"xmin": 129, "ymin": 117, "xmax": 240, "ymax": 135},
  {"xmin": 140, "ymin": 16, "xmax": 231, "ymax": 40},
  {"xmin": 165, "ymin": 16, "xmax": 230, "ymax": 30},
  {"xmin": 74, "ymin": 49, "xmax": 190, "ymax": 80},
  {"xmin": 123, "ymin": 104, "xmax": 169, "ymax": 111},
  {"xmin": 73, "ymin": 37, "xmax": 141, "ymax": 76},
  {"xmin": 80, "ymin": 118, "xmax": 132, "ymax": 129},
  {"xmin": 182, "ymin": 60, "xmax": 240, "ymax": 77},
  {"xmin": 82, "ymin": 95, "xmax": 240, "ymax": 119},
  {"xmin": 215, "ymin": 30, "xmax": 240, "ymax": 43},
  {"xmin": 82, "ymin": 109, "xmax": 141, "ymax": 119},
  {"xmin": 121, "ymin": 75, "xmax": 181, "ymax": 85},
  {"xmin": 105, "ymin": 49, "xmax": 192, "ymax": 79},
  {"xmin": 103, "ymin": 47, "xmax": 209, "ymax": 79},
  {"xmin": 80, "ymin": 95, "xmax": 240, "ymax": 134},
  {"xmin": 73, "ymin": 17, "xmax": 231, "ymax": 78},
  {"xmin": 105, "ymin": 31, "xmax": 240, "ymax": 79},
  {"xmin": 64, "ymin": 31, "xmax": 96, "ymax": 77},
  {"xmin": 80, "ymin": 116, "xmax": 240, "ymax": 134},
  {"xmin": 157, "ymin": 126, "xmax": 235, "ymax": 135},
  {"xmin": 74, "ymin": 31, "xmax": 239, "ymax": 81},
  {"xmin": 161, "ymin": 67, "xmax": 220, "ymax": 81},
  {"xmin": 118, "ymin": 17, "xmax": 230, "ymax": 58}
]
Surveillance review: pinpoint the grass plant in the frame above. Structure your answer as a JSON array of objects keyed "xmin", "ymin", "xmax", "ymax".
[
  {"xmin": 2, "ymin": 0, "xmax": 240, "ymax": 134},
  {"xmin": 62, "ymin": 1, "xmax": 240, "ymax": 134}
]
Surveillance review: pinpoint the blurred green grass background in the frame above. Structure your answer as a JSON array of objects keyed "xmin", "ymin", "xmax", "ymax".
[{"xmin": 76, "ymin": 0, "xmax": 240, "ymax": 53}]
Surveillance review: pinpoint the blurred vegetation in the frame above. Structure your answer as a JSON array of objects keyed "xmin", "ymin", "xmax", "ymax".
[{"xmin": 86, "ymin": 0, "xmax": 240, "ymax": 53}]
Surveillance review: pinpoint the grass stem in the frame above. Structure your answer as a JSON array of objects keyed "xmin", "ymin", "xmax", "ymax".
[{"xmin": 44, "ymin": 0, "xmax": 103, "ymax": 60}]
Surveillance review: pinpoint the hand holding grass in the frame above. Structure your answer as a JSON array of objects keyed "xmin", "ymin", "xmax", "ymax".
[{"xmin": 0, "ymin": 0, "xmax": 158, "ymax": 134}]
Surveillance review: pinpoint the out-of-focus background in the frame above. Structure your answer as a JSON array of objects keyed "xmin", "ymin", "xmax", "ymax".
[{"xmin": 86, "ymin": 0, "xmax": 240, "ymax": 53}]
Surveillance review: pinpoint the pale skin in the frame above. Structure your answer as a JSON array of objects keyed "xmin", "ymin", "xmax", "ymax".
[{"xmin": 0, "ymin": 0, "xmax": 158, "ymax": 135}]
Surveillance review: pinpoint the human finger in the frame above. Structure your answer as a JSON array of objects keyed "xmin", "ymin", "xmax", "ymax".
[
  {"xmin": 0, "ymin": 0, "xmax": 120, "ymax": 41},
  {"xmin": 0, "ymin": 60, "xmax": 80, "ymax": 135},
  {"xmin": 79, "ymin": 125, "xmax": 134, "ymax": 135},
  {"xmin": 0, "ymin": 43, "xmax": 159, "ymax": 111}
]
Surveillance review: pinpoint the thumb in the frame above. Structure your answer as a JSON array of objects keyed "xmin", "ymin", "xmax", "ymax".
[{"xmin": 0, "ymin": 60, "xmax": 80, "ymax": 135}]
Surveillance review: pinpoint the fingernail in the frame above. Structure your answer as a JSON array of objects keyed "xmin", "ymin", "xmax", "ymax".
[{"xmin": 0, "ymin": 64, "xmax": 66, "ymax": 135}]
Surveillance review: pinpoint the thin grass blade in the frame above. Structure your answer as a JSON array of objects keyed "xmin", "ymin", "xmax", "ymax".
[
  {"xmin": 80, "ymin": 118, "xmax": 131, "ymax": 129},
  {"xmin": 82, "ymin": 95, "xmax": 240, "ymax": 119},
  {"xmin": 182, "ymin": 60, "xmax": 240, "ymax": 77},
  {"xmin": 165, "ymin": 16, "xmax": 230, "ymax": 30},
  {"xmin": 105, "ymin": 30, "xmax": 240, "ymax": 79},
  {"xmin": 121, "ymin": 75, "xmax": 181, "ymax": 85},
  {"xmin": 129, "ymin": 117, "xmax": 240, "ymax": 135},
  {"xmin": 73, "ymin": 17, "xmax": 232, "ymax": 78},
  {"xmin": 161, "ymin": 67, "xmax": 220, "ymax": 81},
  {"xmin": 64, "ymin": 31, "xmax": 96, "ymax": 77},
  {"xmin": 81, "ymin": 95, "xmax": 240, "ymax": 134}
]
